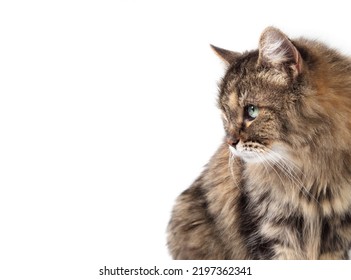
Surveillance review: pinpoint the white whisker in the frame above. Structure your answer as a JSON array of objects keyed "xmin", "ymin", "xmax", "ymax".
[
  {"xmin": 228, "ymin": 143, "xmax": 320, "ymax": 205},
  {"xmin": 228, "ymin": 152, "xmax": 235, "ymax": 179},
  {"xmin": 256, "ymin": 152, "xmax": 287, "ymax": 188},
  {"xmin": 265, "ymin": 150, "xmax": 320, "ymax": 206},
  {"xmin": 228, "ymin": 149, "xmax": 241, "ymax": 191}
]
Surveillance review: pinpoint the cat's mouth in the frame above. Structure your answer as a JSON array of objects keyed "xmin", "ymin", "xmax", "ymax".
[
  {"xmin": 229, "ymin": 141, "xmax": 290, "ymax": 166},
  {"xmin": 229, "ymin": 141, "xmax": 270, "ymax": 163}
]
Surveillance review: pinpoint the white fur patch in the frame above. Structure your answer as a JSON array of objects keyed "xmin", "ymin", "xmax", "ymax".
[
  {"xmin": 229, "ymin": 141, "xmax": 268, "ymax": 163},
  {"xmin": 229, "ymin": 145, "xmax": 239, "ymax": 156}
]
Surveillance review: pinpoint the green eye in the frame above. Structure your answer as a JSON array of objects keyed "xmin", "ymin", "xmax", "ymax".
[{"xmin": 246, "ymin": 105, "xmax": 259, "ymax": 120}]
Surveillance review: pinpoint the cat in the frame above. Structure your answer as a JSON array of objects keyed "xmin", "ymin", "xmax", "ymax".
[{"xmin": 167, "ymin": 27, "xmax": 351, "ymax": 260}]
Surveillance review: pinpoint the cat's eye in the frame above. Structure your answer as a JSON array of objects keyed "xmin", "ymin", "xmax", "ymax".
[{"xmin": 245, "ymin": 105, "xmax": 259, "ymax": 120}]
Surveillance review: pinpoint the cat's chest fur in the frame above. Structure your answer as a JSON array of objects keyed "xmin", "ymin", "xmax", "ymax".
[{"xmin": 235, "ymin": 163, "xmax": 351, "ymax": 259}]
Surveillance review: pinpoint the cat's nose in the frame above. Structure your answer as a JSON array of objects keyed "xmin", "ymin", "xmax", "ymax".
[{"xmin": 226, "ymin": 136, "xmax": 239, "ymax": 147}]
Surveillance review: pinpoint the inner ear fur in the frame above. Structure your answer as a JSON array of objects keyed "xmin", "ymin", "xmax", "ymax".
[{"xmin": 258, "ymin": 26, "xmax": 302, "ymax": 75}]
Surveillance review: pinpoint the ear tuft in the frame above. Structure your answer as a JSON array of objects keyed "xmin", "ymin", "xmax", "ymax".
[
  {"xmin": 210, "ymin": 44, "xmax": 241, "ymax": 65},
  {"xmin": 258, "ymin": 27, "xmax": 302, "ymax": 74}
]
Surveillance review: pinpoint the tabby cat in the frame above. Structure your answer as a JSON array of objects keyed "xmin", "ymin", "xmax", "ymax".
[{"xmin": 167, "ymin": 27, "xmax": 351, "ymax": 259}]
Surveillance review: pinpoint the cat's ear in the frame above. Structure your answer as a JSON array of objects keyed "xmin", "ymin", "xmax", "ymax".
[
  {"xmin": 258, "ymin": 27, "xmax": 302, "ymax": 75},
  {"xmin": 211, "ymin": 44, "xmax": 241, "ymax": 65}
]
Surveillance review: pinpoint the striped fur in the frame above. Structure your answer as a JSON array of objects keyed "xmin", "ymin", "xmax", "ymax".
[{"xmin": 167, "ymin": 27, "xmax": 351, "ymax": 259}]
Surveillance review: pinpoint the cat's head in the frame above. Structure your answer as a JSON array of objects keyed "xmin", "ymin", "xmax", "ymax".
[{"xmin": 213, "ymin": 27, "xmax": 348, "ymax": 164}]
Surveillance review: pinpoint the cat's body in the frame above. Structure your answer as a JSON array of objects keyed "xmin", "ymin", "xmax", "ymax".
[{"xmin": 167, "ymin": 27, "xmax": 351, "ymax": 259}]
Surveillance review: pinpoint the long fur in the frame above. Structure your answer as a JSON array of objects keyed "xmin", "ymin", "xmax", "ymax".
[{"xmin": 167, "ymin": 27, "xmax": 351, "ymax": 259}]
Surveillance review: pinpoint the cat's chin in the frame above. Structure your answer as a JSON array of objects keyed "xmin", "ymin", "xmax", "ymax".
[{"xmin": 229, "ymin": 148, "xmax": 265, "ymax": 163}]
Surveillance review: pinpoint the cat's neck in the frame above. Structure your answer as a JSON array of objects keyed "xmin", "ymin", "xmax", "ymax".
[{"xmin": 242, "ymin": 149, "xmax": 351, "ymax": 216}]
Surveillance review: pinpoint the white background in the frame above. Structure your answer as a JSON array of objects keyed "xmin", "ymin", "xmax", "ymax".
[{"xmin": 1, "ymin": 1, "xmax": 351, "ymax": 279}]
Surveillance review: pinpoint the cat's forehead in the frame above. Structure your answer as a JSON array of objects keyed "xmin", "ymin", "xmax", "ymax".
[
  {"xmin": 226, "ymin": 88, "xmax": 264, "ymax": 108},
  {"xmin": 222, "ymin": 64, "xmax": 290, "ymax": 108}
]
